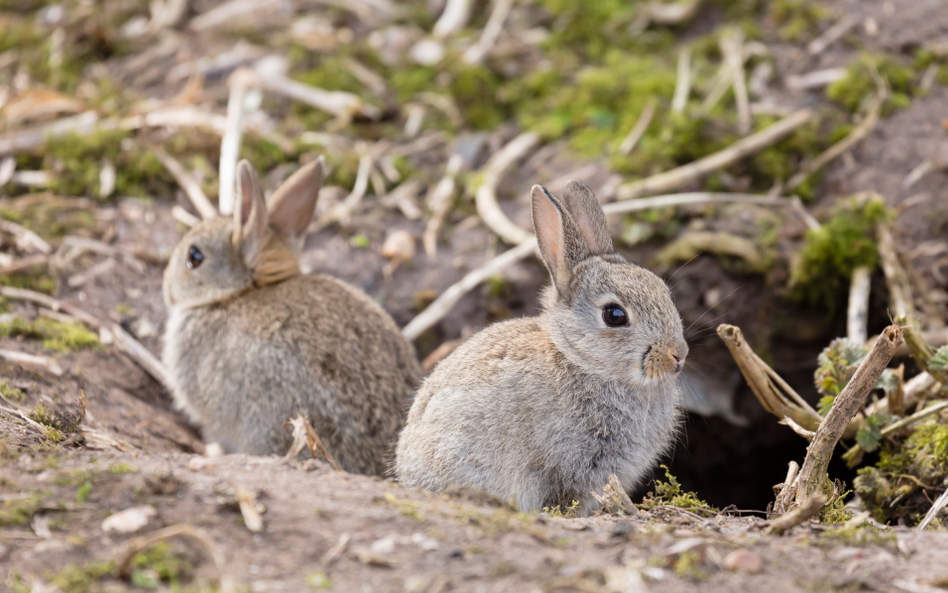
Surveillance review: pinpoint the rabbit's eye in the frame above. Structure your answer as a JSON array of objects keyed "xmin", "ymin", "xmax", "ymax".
[
  {"xmin": 602, "ymin": 304, "xmax": 628, "ymax": 327},
  {"xmin": 186, "ymin": 245, "xmax": 204, "ymax": 270}
]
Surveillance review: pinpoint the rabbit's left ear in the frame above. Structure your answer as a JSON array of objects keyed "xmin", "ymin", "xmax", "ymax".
[
  {"xmin": 560, "ymin": 179, "xmax": 613, "ymax": 256},
  {"xmin": 233, "ymin": 160, "xmax": 268, "ymax": 266},
  {"xmin": 267, "ymin": 156, "xmax": 324, "ymax": 243},
  {"xmin": 531, "ymin": 184, "xmax": 588, "ymax": 294}
]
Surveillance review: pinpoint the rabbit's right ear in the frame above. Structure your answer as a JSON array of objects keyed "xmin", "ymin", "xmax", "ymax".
[
  {"xmin": 233, "ymin": 160, "xmax": 268, "ymax": 266},
  {"xmin": 531, "ymin": 184, "xmax": 588, "ymax": 293},
  {"xmin": 267, "ymin": 156, "xmax": 324, "ymax": 242},
  {"xmin": 560, "ymin": 179, "xmax": 614, "ymax": 255}
]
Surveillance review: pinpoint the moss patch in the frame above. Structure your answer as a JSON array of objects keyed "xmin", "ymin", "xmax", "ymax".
[
  {"xmin": 0, "ymin": 380, "xmax": 26, "ymax": 402},
  {"xmin": 639, "ymin": 465, "xmax": 717, "ymax": 514},
  {"xmin": 789, "ymin": 195, "xmax": 891, "ymax": 309},
  {"xmin": 0, "ymin": 317, "xmax": 99, "ymax": 351},
  {"xmin": 48, "ymin": 560, "xmax": 116, "ymax": 593},
  {"xmin": 826, "ymin": 54, "xmax": 918, "ymax": 115}
]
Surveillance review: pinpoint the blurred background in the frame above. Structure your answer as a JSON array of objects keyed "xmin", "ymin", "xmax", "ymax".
[{"xmin": 1, "ymin": 0, "xmax": 946, "ymax": 512}]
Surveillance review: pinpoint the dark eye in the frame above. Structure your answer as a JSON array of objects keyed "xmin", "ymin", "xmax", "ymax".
[
  {"xmin": 602, "ymin": 304, "xmax": 628, "ymax": 327},
  {"xmin": 186, "ymin": 245, "xmax": 204, "ymax": 270}
]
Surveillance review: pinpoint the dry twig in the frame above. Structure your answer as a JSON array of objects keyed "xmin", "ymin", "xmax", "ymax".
[
  {"xmin": 235, "ymin": 489, "xmax": 264, "ymax": 533},
  {"xmin": 918, "ymin": 486, "xmax": 948, "ymax": 531},
  {"xmin": 110, "ymin": 324, "xmax": 169, "ymax": 387},
  {"xmin": 766, "ymin": 494, "xmax": 825, "ymax": 535},
  {"xmin": 616, "ymin": 109, "xmax": 814, "ymax": 200},
  {"xmin": 671, "ymin": 48, "xmax": 692, "ymax": 113},
  {"xmin": 463, "ymin": 0, "xmax": 514, "ymax": 64},
  {"xmin": 218, "ymin": 68, "xmax": 254, "ymax": 215},
  {"xmin": 402, "ymin": 239, "xmax": 537, "ymax": 340},
  {"xmin": 474, "ymin": 131, "xmax": 540, "ymax": 245},
  {"xmin": 847, "ymin": 265, "xmax": 871, "ymax": 344},
  {"xmin": 433, "ymin": 0, "xmax": 472, "ymax": 37},
  {"xmin": 786, "ymin": 94, "xmax": 882, "ymax": 191},
  {"xmin": 0, "ymin": 286, "xmax": 102, "ymax": 328},
  {"xmin": 424, "ymin": 154, "xmax": 464, "ymax": 256},
  {"xmin": 0, "ymin": 218, "xmax": 53, "ymax": 254},
  {"xmin": 807, "ymin": 14, "xmax": 859, "ymax": 55},
  {"xmin": 0, "ymin": 349, "xmax": 63, "ymax": 376},
  {"xmin": 793, "ymin": 325, "xmax": 903, "ymax": 507},
  {"xmin": 155, "ymin": 149, "xmax": 218, "ymax": 220}
]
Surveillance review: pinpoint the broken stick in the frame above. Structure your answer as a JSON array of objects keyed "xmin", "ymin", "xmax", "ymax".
[{"xmin": 793, "ymin": 325, "xmax": 903, "ymax": 507}]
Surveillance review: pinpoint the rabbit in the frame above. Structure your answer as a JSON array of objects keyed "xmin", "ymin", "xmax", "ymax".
[
  {"xmin": 395, "ymin": 179, "xmax": 688, "ymax": 514},
  {"xmin": 162, "ymin": 158, "xmax": 422, "ymax": 475}
]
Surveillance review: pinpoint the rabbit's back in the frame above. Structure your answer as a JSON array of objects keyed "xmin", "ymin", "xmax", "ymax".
[
  {"xmin": 395, "ymin": 318, "xmax": 680, "ymax": 512},
  {"xmin": 165, "ymin": 273, "xmax": 421, "ymax": 474}
]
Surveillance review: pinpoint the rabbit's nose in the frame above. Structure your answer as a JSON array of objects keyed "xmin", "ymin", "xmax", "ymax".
[{"xmin": 673, "ymin": 354, "xmax": 684, "ymax": 373}]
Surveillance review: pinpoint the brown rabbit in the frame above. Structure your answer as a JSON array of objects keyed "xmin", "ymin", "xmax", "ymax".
[
  {"xmin": 396, "ymin": 180, "xmax": 687, "ymax": 513},
  {"xmin": 162, "ymin": 158, "xmax": 422, "ymax": 475}
]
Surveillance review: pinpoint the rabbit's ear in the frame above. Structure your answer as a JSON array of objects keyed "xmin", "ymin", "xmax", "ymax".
[
  {"xmin": 233, "ymin": 160, "xmax": 268, "ymax": 265},
  {"xmin": 267, "ymin": 156, "xmax": 324, "ymax": 241},
  {"xmin": 531, "ymin": 184, "xmax": 588, "ymax": 292},
  {"xmin": 560, "ymin": 179, "xmax": 613, "ymax": 255}
]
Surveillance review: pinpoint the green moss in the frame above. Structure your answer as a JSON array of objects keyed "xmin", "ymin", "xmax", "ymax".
[
  {"xmin": 823, "ymin": 522, "xmax": 895, "ymax": 547},
  {"xmin": 0, "ymin": 492, "xmax": 43, "ymax": 526},
  {"xmin": 674, "ymin": 550, "xmax": 708, "ymax": 581},
  {"xmin": 0, "ymin": 200, "xmax": 96, "ymax": 242},
  {"xmin": 768, "ymin": 0, "xmax": 832, "ymax": 42},
  {"xmin": 109, "ymin": 462, "xmax": 137, "ymax": 475},
  {"xmin": 0, "ymin": 317, "xmax": 99, "ymax": 351},
  {"xmin": 0, "ymin": 380, "xmax": 26, "ymax": 402},
  {"xmin": 450, "ymin": 64, "xmax": 506, "ymax": 130},
  {"xmin": 381, "ymin": 492, "xmax": 423, "ymax": 523},
  {"xmin": 48, "ymin": 560, "xmax": 116, "ymax": 593},
  {"xmin": 789, "ymin": 195, "xmax": 891, "ymax": 309},
  {"xmin": 129, "ymin": 541, "xmax": 194, "ymax": 587},
  {"xmin": 307, "ymin": 571, "xmax": 333, "ymax": 589},
  {"xmin": 76, "ymin": 479, "xmax": 92, "ymax": 503},
  {"xmin": 639, "ymin": 465, "xmax": 717, "ymax": 513},
  {"xmin": 826, "ymin": 54, "xmax": 918, "ymax": 114},
  {"xmin": 542, "ymin": 500, "xmax": 580, "ymax": 518}
]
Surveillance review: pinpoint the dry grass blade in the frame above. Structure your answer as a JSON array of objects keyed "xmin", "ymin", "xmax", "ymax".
[
  {"xmin": 877, "ymin": 219, "xmax": 914, "ymax": 320},
  {"xmin": 617, "ymin": 109, "xmax": 814, "ymax": 200},
  {"xmin": 256, "ymin": 71, "xmax": 380, "ymax": 120},
  {"xmin": 424, "ymin": 153, "xmax": 463, "ymax": 256},
  {"xmin": 0, "ymin": 286, "xmax": 102, "ymax": 328},
  {"xmin": 0, "ymin": 402, "xmax": 47, "ymax": 436},
  {"xmin": 917, "ymin": 486, "xmax": 948, "ymax": 531},
  {"xmin": 235, "ymin": 489, "xmax": 264, "ymax": 533},
  {"xmin": 671, "ymin": 48, "xmax": 691, "ymax": 113},
  {"xmin": 402, "ymin": 239, "xmax": 537, "ymax": 340},
  {"xmin": 475, "ymin": 131, "xmax": 540, "ymax": 245},
  {"xmin": 171, "ymin": 205, "xmax": 200, "ymax": 227},
  {"xmin": 716, "ymin": 324, "xmax": 824, "ymax": 431},
  {"xmin": 786, "ymin": 94, "xmax": 882, "ymax": 191},
  {"xmin": 284, "ymin": 414, "xmax": 343, "ymax": 471},
  {"xmin": 0, "ymin": 111, "xmax": 100, "ymax": 155},
  {"xmin": 807, "ymin": 13, "xmax": 859, "ymax": 55},
  {"xmin": 794, "ymin": 325, "xmax": 903, "ymax": 507},
  {"xmin": 109, "ymin": 324, "xmax": 169, "ymax": 387},
  {"xmin": 80, "ymin": 427, "xmax": 137, "ymax": 452},
  {"xmin": 766, "ymin": 493, "xmax": 825, "ymax": 535},
  {"xmin": 895, "ymin": 313, "xmax": 948, "ymax": 386},
  {"xmin": 463, "ymin": 0, "xmax": 514, "ymax": 64},
  {"xmin": 118, "ymin": 524, "xmax": 233, "ymax": 593},
  {"xmin": 155, "ymin": 148, "xmax": 218, "ymax": 220},
  {"xmin": 0, "ymin": 254, "xmax": 49, "ymax": 276},
  {"xmin": 188, "ymin": 0, "xmax": 282, "ymax": 32},
  {"xmin": 619, "ymin": 99, "xmax": 657, "ymax": 155}
]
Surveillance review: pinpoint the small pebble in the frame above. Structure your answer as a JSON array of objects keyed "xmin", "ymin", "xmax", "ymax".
[
  {"xmin": 101, "ymin": 505, "xmax": 157, "ymax": 534},
  {"xmin": 724, "ymin": 548, "xmax": 763, "ymax": 574}
]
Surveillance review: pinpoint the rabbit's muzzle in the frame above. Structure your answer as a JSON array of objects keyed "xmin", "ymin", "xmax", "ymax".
[{"xmin": 643, "ymin": 342, "xmax": 687, "ymax": 379}]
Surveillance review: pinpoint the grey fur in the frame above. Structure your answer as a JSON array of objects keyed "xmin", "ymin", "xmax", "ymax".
[
  {"xmin": 395, "ymin": 180, "xmax": 687, "ymax": 513},
  {"xmin": 163, "ymin": 159, "xmax": 422, "ymax": 475}
]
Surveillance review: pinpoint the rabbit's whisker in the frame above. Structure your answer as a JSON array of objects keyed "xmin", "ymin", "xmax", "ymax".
[{"xmin": 685, "ymin": 284, "xmax": 743, "ymax": 333}]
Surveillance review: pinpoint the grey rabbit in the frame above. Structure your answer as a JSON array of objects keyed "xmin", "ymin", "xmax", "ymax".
[
  {"xmin": 162, "ymin": 158, "xmax": 422, "ymax": 475},
  {"xmin": 395, "ymin": 180, "xmax": 687, "ymax": 513}
]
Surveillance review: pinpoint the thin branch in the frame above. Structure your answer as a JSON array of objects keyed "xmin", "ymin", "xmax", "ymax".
[
  {"xmin": 218, "ymin": 68, "xmax": 255, "ymax": 215},
  {"xmin": 807, "ymin": 13, "xmax": 859, "ymax": 55},
  {"xmin": 794, "ymin": 325, "xmax": 903, "ymax": 507},
  {"xmin": 171, "ymin": 205, "xmax": 200, "ymax": 227},
  {"xmin": 0, "ymin": 286, "xmax": 103, "ymax": 328},
  {"xmin": 0, "ymin": 349, "xmax": 64, "ymax": 376},
  {"xmin": 0, "ymin": 111, "xmax": 100, "ymax": 155},
  {"xmin": 766, "ymin": 493, "xmax": 825, "ymax": 535},
  {"xmin": 462, "ymin": 0, "xmax": 514, "ymax": 64},
  {"xmin": 847, "ymin": 265, "xmax": 871, "ymax": 344},
  {"xmin": 616, "ymin": 108, "xmax": 814, "ymax": 200},
  {"xmin": 155, "ymin": 149, "xmax": 218, "ymax": 220},
  {"xmin": 253, "ymin": 70, "xmax": 381, "ymax": 120},
  {"xmin": 787, "ymin": 93, "xmax": 882, "ymax": 191},
  {"xmin": 918, "ymin": 485, "xmax": 948, "ymax": 531},
  {"xmin": 671, "ymin": 48, "xmax": 692, "ymax": 113},
  {"xmin": 424, "ymin": 153, "xmax": 463, "ymax": 256},
  {"xmin": 475, "ymin": 131, "xmax": 540, "ymax": 245},
  {"xmin": 109, "ymin": 324, "xmax": 168, "ymax": 387},
  {"xmin": 725, "ymin": 30, "xmax": 751, "ymax": 134},
  {"xmin": 433, "ymin": 0, "xmax": 473, "ymax": 37},
  {"xmin": 618, "ymin": 99, "xmax": 657, "ymax": 155},
  {"xmin": 402, "ymin": 239, "xmax": 537, "ymax": 340},
  {"xmin": 0, "ymin": 218, "xmax": 53, "ymax": 254}
]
